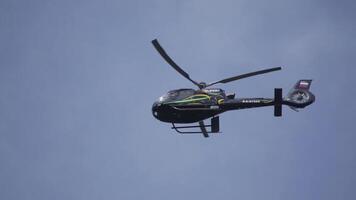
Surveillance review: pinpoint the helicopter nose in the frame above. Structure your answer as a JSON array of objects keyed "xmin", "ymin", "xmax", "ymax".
[{"xmin": 152, "ymin": 102, "xmax": 160, "ymax": 118}]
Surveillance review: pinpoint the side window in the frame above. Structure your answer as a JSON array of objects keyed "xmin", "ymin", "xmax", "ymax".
[
  {"xmin": 193, "ymin": 95, "xmax": 204, "ymax": 99},
  {"xmin": 178, "ymin": 90, "xmax": 195, "ymax": 99}
]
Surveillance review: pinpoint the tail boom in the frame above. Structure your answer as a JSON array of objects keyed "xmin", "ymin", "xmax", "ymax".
[{"xmin": 219, "ymin": 80, "xmax": 315, "ymax": 116}]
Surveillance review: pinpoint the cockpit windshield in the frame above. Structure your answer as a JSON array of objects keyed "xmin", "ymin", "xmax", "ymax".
[{"xmin": 158, "ymin": 89, "xmax": 195, "ymax": 102}]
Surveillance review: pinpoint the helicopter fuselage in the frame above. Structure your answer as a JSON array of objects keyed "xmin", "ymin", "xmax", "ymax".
[
  {"xmin": 152, "ymin": 84, "xmax": 315, "ymax": 124},
  {"xmin": 151, "ymin": 88, "xmax": 277, "ymax": 123}
]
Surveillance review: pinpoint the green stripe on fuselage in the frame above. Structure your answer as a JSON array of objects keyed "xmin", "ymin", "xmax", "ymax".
[{"xmin": 166, "ymin": 95, "xmax": 210, "ymax": 105}]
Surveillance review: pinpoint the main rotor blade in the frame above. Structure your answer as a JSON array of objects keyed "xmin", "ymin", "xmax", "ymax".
[
  {"xmin": 151, "ymin": 39, "xmax": 200, "ymax": 87},
  {"xmin": 206, "ymin": 67, "xmax": 282, "ymax": 87}
]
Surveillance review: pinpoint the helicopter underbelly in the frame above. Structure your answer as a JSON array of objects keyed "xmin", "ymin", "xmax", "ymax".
[{"xmin": 152, "ymin": 104, "xmax": 222, "ymax": 123}]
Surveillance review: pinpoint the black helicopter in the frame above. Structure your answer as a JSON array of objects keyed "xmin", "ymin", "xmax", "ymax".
[{"xmin": 151, "ymin": 39, "xmax": 315, "ymax": 137}]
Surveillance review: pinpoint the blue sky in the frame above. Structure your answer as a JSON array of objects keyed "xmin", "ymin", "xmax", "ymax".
[{"xmin": 1, "ymin": 0, "xmax": 356, "ymax": 199}]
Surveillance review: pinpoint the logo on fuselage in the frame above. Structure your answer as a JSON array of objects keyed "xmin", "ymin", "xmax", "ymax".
[
  {"xmin": 203, "ymin": 89, "xmax": 221, "ymax": 93},
  {"xmin": 210, "ymin": 105, "xmax": 219, "ymax": 109},
  {"xmin": 242, "ymin": 99, "xmax": 261, "ymax": 103}
]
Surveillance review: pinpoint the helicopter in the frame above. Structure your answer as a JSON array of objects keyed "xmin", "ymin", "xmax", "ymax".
[{"xmin": 151, "ymin": 39, "xmax": 315, "ymax": 137}]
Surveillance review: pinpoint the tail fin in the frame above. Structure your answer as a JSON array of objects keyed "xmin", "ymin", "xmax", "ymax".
[
  {"xmin": 292, "ymin": 80, "xmax": 312, "ymax": 91},
  {"xmin": 284, "ymin": 80, "xmax": 315, "ymax": 110}
]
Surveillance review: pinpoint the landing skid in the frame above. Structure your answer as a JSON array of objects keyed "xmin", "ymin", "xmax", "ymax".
[{"xmin": 171, "ymin": 116, "xmax": 220, "ymax": 138}]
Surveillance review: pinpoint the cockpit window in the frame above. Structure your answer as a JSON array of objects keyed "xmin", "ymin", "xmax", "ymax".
[{"xmin": 158, "ymin": 89, "xmax": 195, "ymax": 102}]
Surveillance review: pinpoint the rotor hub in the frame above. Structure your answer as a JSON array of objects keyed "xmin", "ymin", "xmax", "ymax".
[{"xmin": 198, "ymin": 82, "xmax": 207, "ymax": 89}]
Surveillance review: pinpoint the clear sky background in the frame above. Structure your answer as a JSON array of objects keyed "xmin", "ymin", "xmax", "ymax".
[{"xmin": 1, "ymin": 0, "xmax": 356, "ymax": 199}]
